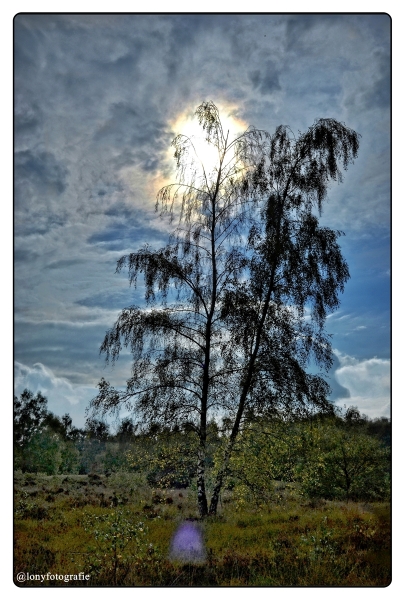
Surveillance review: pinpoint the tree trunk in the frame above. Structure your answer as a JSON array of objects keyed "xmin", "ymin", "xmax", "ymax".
[
  {"xmin": 209, "ymin": 438, "xmax": 234, "ymax": 515},
  {"xmin": 197, "ymin": 441, "xmax": 208, "ymax": 517},
  {"xmin": 209, "ymin": 197, "xmax": 284, "ymax": 515}
]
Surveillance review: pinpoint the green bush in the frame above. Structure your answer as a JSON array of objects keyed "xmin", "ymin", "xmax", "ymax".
[
  {"xmin": 296, "ymin": 423, "xmax": 390, "ymax": 501},
  {"xmin": 19, "ymin": 428, "xmax": 62, "ymax": 475},
  {"xmin": 78, "ymin": 509, "xmax": 152, "ymax": 585},
  {"xmin": 223, "ymin": 417, "xmax": 390, "ymax": 504}
]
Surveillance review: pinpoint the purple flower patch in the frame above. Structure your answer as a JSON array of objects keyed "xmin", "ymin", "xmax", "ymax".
[{"xmin": 169, "ymin": 521, "xmax": 206, "ymax": 563}]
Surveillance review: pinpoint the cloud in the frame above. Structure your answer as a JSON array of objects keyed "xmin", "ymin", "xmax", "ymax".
[
  {"xmin": 333, "ymin": 351, "xmax": 390, "ymax": 419},
  {"xmin": 15, "ymin": 361, "xmax": 79, "ymax": 404},
  {"xmin": 44, "ymin": 258, "xmax": 86, "ymax": 270},
  {"xmin": 14, "ymin": 149, "xmax": 70, "ymax": 236},
  {"xmin": 285, "ymin": 14, "xmax": 326, "ymax": 52},
  {"xmin": 14, "ymin": 317, "xmax": 134, "ymax": 392},
  {"xmin": 249, "ymin": 60, "xmax": 281, "ymax": 94},
  {"xmin": 86, "ymin": 216, "xmax": 167, "ymax": 253},
  {"xmin": 15, "ymin": 149, "xmax": 69, "ymax": 197},
  {"xmin": 76, "ymin": 289, "xmax": 141, "ymax": 311},
  {"xmin": 326, "ymin": 353, "xmax": 351, "ymax": 403},
  {"xmin": 14, "ymin": 362, "xmax": 96, "ymax": 427},
  {"xmin": 14, "ymin": 95, "xmax": 42, "ymax": 135},
  {"xmin": 92, "ymin": 101, "xmax": 171, "ymax": 173}
]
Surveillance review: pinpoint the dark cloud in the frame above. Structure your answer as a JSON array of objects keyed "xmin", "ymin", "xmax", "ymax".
[
  {"xmin": 368, "ymin": 72, "xmax": 391, "ymax": 109},
  {"xmin": 19, "ymin": 211, "xmax": 69, "ymax": 236},
  {"xmin": 14, "ymin": 319, "xmax": 133, "ymax": 390},
  {"xmin": 15, "ymin": 149, "xmax": 69, "ymax": 197},
  {"xmin": 87, "ymin": 219, "xmax": 166, "ymax": 253},
  {"xmin": 14, "ymin": 248, "xmax": 40, "ymax": 263},
  {"xmin": 76, "ymin": 289, "xmax": 138, "ymax": 311},
  {"xmin": 14, "ymin": 16, "xmax": 43, "ymax": 70},
  {"xmin": 14, "ymin": 97, "xmax": 42, "ymax": 135},
  {"xmin": 92, "ymin": 101, "xmax": 171, "ymax": 173},
  {"xmin": 104, "ymin": 203, "xmax": 137, "ymax": 220},
  {"xmin": 249, "ymin": 60, "xmax": 281, "ymax": 94},
  {"xmin": 14, "ymin": 320, "xmax": 114, "ymax": 381},
  {"xmin": 362, "ymin": 49, "xmax": 390, "ymax": 109},
  {"xmin": 285, "ymin": 14, "xmax": 325, "ymax": 52}
]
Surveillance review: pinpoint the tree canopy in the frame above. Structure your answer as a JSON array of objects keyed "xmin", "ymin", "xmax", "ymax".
[
  {"xmin": 88, "ymin": 101, "xmax": 360, "ymax": 516},
  {"xmin": 14, "ymin": 389, "xmax": 48, "ymax": 447}
]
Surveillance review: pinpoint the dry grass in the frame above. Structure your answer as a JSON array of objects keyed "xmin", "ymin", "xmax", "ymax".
[{"xmin": 14, "ymin": 471, "xmax": 391, "ymax": 587}]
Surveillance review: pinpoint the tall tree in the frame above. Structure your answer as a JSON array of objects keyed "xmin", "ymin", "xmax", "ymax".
[
  {"xmin": 208, "ymin": 117, "xmax": 360, "ymax": 513},
  {"xmin": 88, "ymin": 102, "xmax": 359, "ymax": 516}
]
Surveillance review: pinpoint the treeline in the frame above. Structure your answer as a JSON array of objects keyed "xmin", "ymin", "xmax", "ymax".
[
  {"xmin": 14, "ymin": 390, "xmax": 390, "ymax": 502},
  {"xmin": 13, "ymin": 389, "xmax": 202, "ymax": 482}
]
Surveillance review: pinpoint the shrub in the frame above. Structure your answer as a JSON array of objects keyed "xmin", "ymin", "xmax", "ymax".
[
  {"xmin": 296, "ymin": 423, "xmax": 390, "ymax": 501},
  {"xmin": 78, "ymin": 508, "xmax": 152, "ymax": 585}
]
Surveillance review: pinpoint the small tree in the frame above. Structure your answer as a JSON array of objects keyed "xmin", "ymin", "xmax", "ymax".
[
  {"xmin": 296, "ymin": 419, "xmax": 390, "ymax": 501},
  {"xmin": 88, "ymin": 102, "xmax": 359, "ymax": 516},
  {"xmin": 14, "ymin": 389, "xmax": 48, "ymax": 447},
  {"xmin": 19, "ymin": 427, "xmax": 63, "ymax": 475}
]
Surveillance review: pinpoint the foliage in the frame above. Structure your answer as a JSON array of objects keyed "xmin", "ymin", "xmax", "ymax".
[
  {"xmin": 365, "ymin": 416, "xmax": 391, "ymax": 446},
  {"xmin": 72, "ymin": 419, "xmax": 111, "ymax": 474},
  {"xmin": 15, "ymin": 490, "xmax": 49, "ymax": 520},
  {"xmin": 125, "ymin": 428, "xmax": 200, "ymax": 488},
  {"xmin": 79, "ymin": 509, "xmax": 151, "ymax": 585},
  {"xmin": 296, "ymin": 419, "xmax": 390, "ymax": 501},
  {"xmin": 85, "ymin": 418, "xmax": 110, "ymax": 442},
  {"xmin": 14, "ymin": 389, "xmax": 48, "ymax": 446},
  {"xmin": 224, "ymin": 415, "xmax": 390, "ymax": 505},
  {"xmin": 14, "ymin": 427, "xmax": 81, "ymax": 475},
  {"xmin": 88, "ymin": 101, "xmax": 360, "ymax": 516},
  {"xmin": 59, "ymin": 441, "xmax": 81, "ymax": 474},
  {"xmin": 116, "ymin": 417, "xmax": 137, "ymax": 444},
  {"xmin": 14, "ymin": 390, "xmax": 389, "ymax": 503},
  {"xmin": 74, "ymin": 439, "xmax": 106, "ymax": 475},
  {"xmin": 18, "ymin": 428, "xmax": 63, "ymax": 475},
  {"xmin": 144, "ymin": 435, "xmax": 197, "ymax": 489},
  {"xmin": 222, "ymin": 419, "xmax": 302, "ymax": 506},
  {"xmin": 14, "ymin": 390, "xmax": 84, "ymax": 474},
  {"xmin": 101, "ymin": 442, "xmax": 132, "ymax": 473}
]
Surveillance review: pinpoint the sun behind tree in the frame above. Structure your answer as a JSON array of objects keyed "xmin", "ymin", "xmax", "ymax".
[
  {"xmin": 88, "ymin": 101, "xmax": 360, "ymax": 517},
  {"xmin": 169, "ymin": 103, "xmax": 247, "ymax": 182}
]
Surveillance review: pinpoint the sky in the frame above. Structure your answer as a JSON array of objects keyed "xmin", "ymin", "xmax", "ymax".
[{"xmin": 14, "ymin": 13, "xmax": 391, "ymax": 427}]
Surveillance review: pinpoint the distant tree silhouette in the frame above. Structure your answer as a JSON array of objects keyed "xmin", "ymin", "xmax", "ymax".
[
  {"xmin": 85, "ymin": 418, "xmax": 110, "ymax": 442},
  {"xmin": 116, "ymin": 417, "xmax": 137, "ymax": 444}
]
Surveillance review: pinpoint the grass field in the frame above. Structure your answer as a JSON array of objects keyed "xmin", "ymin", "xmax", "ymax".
[{"xmin": 14, "ymin": 471, "xmax": 391, "ymax": 587}]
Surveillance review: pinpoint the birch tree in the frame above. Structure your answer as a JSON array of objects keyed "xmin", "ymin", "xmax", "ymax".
[{"xmin": 88, "ymin": 101, "xmax": 359, "ymax": 516}]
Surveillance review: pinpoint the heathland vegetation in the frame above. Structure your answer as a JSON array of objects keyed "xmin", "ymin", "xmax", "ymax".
[{"xmin": 14, "ymin": 389, "xmax": 391, "ymax": 586}]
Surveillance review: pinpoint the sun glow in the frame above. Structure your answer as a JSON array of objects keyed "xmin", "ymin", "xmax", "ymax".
[{"xmin": 169, "ymin": 103, "xmax": 248, "ymax": 180}]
